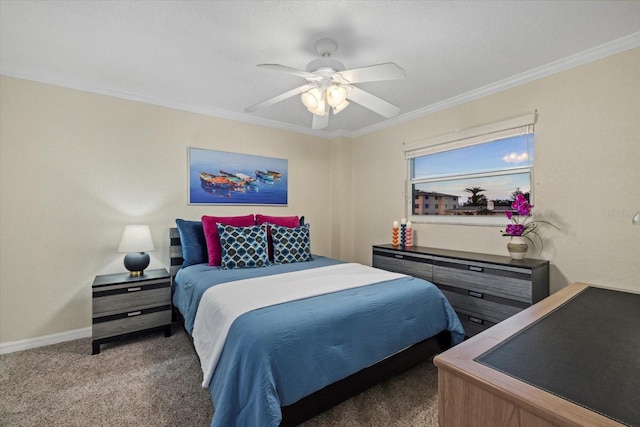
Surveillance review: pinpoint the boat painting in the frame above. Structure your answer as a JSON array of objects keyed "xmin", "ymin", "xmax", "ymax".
[
  {"xmin": 200, "ymin": 172, "xmax": 246, "ymax": 193},
  {"xmin": 220, "ymin": 170, "xmax": 258, "ymax": 187},
  {"xmin": 189, "ymin": 147, "xmax": 287, "ymax": 205},
  {"xmin": 234, "ymin": 172, "xmax": 258, "ymax": 187},
  {"xmin": 255, "ymin": 170, "xmax": 274, "ymax": 181},
  {"xmin": 200, "ymin": 172, "xmax": 230, "ymax": 188}
]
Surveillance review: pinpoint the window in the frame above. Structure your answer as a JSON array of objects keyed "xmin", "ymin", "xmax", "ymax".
[{"xmin": 405, "ymin": 113, "xmax": 536, "ymax": 225}]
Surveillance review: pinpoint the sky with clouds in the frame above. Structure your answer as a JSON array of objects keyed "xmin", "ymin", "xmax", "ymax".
[{"xmin": 413, "ymin": 134, "xmax": 533, "ymax": 204}]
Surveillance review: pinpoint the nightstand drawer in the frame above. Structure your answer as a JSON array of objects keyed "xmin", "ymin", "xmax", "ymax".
[
  {"xmin": 93, "ymin": 280, "xmax": 170, "ymax": 317},
  {"xmin": 92, "ymin": 305, "xmax": 171, "ymax": 340},
  {"xmin": 433, "ymin": 258, "xmax": 533, "ymax": 303},
  {"xmin": 91, "ymin": 269, "xmax": 172, "ymax": 354}
]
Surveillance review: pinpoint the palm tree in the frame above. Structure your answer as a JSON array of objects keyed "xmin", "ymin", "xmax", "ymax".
[{"xmin": 464, "ymin": 186, "xmax": 486, "ymax": 205}]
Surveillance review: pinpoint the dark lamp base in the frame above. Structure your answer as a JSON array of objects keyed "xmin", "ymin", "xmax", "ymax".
[{"xmin": 123, "ymin": 252, "xmax": 150, "ymax": 277}]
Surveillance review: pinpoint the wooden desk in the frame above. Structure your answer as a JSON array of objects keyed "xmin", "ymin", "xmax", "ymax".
[{"xmin": 433, "ymin": 282, "xmax": 631, "ymax": 427}]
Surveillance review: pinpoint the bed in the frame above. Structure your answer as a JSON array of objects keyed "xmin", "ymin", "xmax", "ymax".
[{"xmin": 169, "ymin": 219, "xmax": 464, "ymax": 427}]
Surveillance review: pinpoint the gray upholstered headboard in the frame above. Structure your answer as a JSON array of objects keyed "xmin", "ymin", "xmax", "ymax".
[{"xmin": 169, "ymin": 227, "xmax": 183, "ymax": 278}]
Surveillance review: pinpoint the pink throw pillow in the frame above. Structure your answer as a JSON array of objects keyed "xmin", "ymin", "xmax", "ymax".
[
  {"xmin": 255, "ymin": 215, "xmax": 300, "ymax": 261},
  {"xmin": 255, "ymin": 214, "xmax": 300, "ymax": 228},
  {"xmin": 202, "ymin": 214, "xmax": 256, "ymax": 266}
]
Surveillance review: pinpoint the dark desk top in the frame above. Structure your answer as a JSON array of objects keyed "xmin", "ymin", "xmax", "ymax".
[{"xmin": 475, "ymin": 286, "xmax": 640, "ymax": 426}]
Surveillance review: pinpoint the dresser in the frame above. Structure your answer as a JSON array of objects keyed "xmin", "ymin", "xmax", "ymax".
[
  {"xmin": 92, "ymin": 268, "xmax": 172, "ymax": 354},
  {"xmin": 372, "ymin": 244, "xmax": 549, "ymax": 337}
]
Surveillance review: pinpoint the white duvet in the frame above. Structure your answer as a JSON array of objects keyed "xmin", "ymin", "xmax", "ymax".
[{"xmin": 192, "ymin": 263, "xmax": 407, "ymax": 387}]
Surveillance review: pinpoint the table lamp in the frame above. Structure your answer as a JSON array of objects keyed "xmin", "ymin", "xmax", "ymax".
[{"xmin": 118, "ymin": 225, "xmax": 155, "ymax": 277}]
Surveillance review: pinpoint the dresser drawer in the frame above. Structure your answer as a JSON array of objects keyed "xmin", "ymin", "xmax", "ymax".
[
  {"xmin": 440, "ymin": 288, "xmax": 525, "ymax": 325},
  {"xmin": 433, "ymin": 257, "xmax": 533, "ymax": 303},
  {"xmin": 455, "ymin": 311, "xmax": 497, "ymax": 337},
  {"xmin": 93, "ymin": 279, "xmax": 170, "ymax": 317},
  {"xmin": 92, "ymin": 306, "xmax": 171, "ymax": 340},
  {"xmin": 373, "ymin": 249, "xmax": 433, "ymax": 281}
]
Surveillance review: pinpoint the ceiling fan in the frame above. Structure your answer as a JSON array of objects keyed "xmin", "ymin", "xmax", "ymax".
[{"xmin": 245, "ymin": 38, "xmax": 406, "ymax": 130}]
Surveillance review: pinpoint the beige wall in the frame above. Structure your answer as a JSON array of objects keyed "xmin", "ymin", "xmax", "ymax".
[
  {"xmin": 0, "ymin": 77, "xmax": 332, "ymax": 344},
  {"xmin": 348, "ymin": 48, "xmax": 640, "ymax": 294},
  {"xmin": 1, "ymin": 47, "xmax": 639, "ymax": 347}
]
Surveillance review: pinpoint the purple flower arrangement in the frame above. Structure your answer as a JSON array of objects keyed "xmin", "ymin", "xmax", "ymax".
[{"xmin": 502, "ymin": 194, "xmax": 557, "ymax": 245}]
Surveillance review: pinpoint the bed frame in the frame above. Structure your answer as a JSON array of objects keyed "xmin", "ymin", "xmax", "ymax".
[{"xmin": 169, "ymin": 227, "xmax": 453, "ymax": 426}]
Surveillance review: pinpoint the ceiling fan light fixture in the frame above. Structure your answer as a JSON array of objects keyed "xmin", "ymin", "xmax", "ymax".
[
  {"xmin": 326, "ymin": 85, "xmax": 347, "ymax": 107},
  {"xmin": 308, "ymin": 99, "xmax": 327, "ymax": 116},
  {"xmin": 248, "ymin": 38, "xmax": 406, "ymax": 128},
  {"xmin": 301, "ymin": 87, "xmax": 322, "ymax": 110},
  {"xmin": 332, "ymin": 100, "xmax": 350, "ymax": 115}
]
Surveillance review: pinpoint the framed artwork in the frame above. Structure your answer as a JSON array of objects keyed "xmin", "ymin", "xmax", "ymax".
[{"xmin": 188, "ymin": 147, "xmax": 288, "ymax": 205}]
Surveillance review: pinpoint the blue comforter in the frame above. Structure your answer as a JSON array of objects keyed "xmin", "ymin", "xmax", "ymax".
[{"xmin": 173, "ymin": 256, "xmax": 464, "ymax": 427}]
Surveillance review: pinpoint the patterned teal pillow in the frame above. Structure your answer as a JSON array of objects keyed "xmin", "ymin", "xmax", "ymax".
[
  {"xmin": 217, "ymin": 224, "xmax": 270, "ymax": 270},
  {"xmin": 270, "ymin": 223, "xmax": 312, "ymax": 264}
]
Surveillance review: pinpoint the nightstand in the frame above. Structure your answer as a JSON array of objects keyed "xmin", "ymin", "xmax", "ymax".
[{"xmin": 92, "ymin": 268, "xmax": 172, "ymax": 354}]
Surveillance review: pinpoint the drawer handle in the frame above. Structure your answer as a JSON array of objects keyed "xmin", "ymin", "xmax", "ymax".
[
  {"xmin": 469, "ymin": 266, "xmax": 483, "ymax": 273},
  {"xmin": 394, "ymin": 254, "xmax": 404, "ymax": 259},
  {"xmin": 468, "ymin": 316, "xmax": 484, "ymax": 325},
  {"xmin": 127, "ymin": 287, "xmax": 142, "ymax": 292},
  {"xmin": 127, "ymin": 311, "xmax": 142, "ymax": 317},
  {"xmin": 468, "ymin": 291, "xmax": 484, "ymax": 299}
]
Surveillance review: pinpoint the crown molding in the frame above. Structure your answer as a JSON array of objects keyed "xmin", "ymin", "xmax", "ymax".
[
  {"xmin": 2, "ymin": 32, "xmax": 638, "ymax": 140},
  {"xmin": 0, "ymin": 64, "xmax": 347, "ymax": 138}
]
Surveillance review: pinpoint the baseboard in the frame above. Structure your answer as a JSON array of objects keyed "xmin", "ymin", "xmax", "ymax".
[{"xmin": 0, "ymin": 327, "xmax": 92, "ymax": 355}]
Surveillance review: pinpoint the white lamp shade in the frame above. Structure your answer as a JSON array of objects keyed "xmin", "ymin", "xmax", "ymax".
[
  {"xmin": 308, "ymin": 98, "xmax": 327, "ymax": 116},
  {"xmin": 301, "ymin": 88, "xmax": 322, "ymax": 110},
  {"xmin": 118, "ymin": 225, "xmax": 155, "ymax": 253},
  {"xmin": 326, "ymin": 85, "xmax": 347, "ymax": 107}
]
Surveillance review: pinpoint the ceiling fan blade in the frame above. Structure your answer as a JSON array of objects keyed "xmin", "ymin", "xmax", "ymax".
[
  {"xmin": 245, "ymin": 84, "xmax": 315, "ymax": 112},
  {"xmin": 312, "ymin": 111, "xmax": 329, "ymax": 130},
  {"xmin": 346, "ymin": 86, "xmax": 401, "ymax": 118},
  {"xmin": 337, "ymin": 63, "xmax": 405, "ymax": 83},
  {"xmin": 257, "ymin": 64, "xmax": 319, "ymax": 80}
]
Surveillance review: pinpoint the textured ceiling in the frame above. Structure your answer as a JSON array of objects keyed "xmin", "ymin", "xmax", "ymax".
[{"xmin": 1, "ymin": 1, "xmax": 640, "ymax": 137}]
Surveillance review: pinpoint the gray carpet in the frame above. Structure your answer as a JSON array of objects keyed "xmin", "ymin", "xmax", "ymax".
[{"xmin": 0, "ymin": 326, "xmax": 439, "ymax": 426}]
